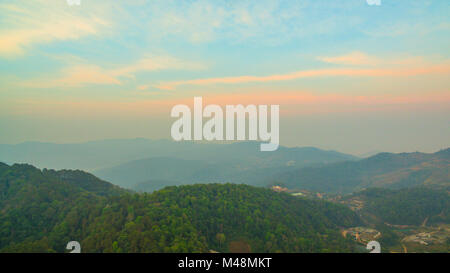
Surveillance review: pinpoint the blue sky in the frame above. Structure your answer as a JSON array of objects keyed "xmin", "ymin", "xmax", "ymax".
[{"xmin": 0, "ymin": 0, "xmax": 449, "ymax": 154}]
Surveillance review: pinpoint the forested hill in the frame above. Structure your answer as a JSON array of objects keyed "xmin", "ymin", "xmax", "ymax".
[
  {"xmin": 275, "ymin": 148, "xmax": 449, "ymax": 193},
  {"xmin": 0, "ymin": 163, "xmax": 126, "ymax": 250},
  {"xmin": 45, "ymin": 169, "xmax": 127, "ymax": 196},
  {"xmin": 348, "ymin": 187, "xmax": 450, "ymax": 226},
  {"xmin": 0, "ymin": 163, "xmax": 361, "ymax": 253}
]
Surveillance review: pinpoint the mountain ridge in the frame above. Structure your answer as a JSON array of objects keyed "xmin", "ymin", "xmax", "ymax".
[
  {"xmin": 0, "ymin": 139, "xmax": 357, "ymax": 172},
  {"xmin": 275, "ymin": 148, "xmax": 450, "ymax": 193}
]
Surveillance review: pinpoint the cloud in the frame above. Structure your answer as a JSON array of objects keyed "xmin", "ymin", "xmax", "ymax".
[
  {"xmin": 21, "ymin": 55, "xmax": 205, "ymax": 88},
  {"xmin": 109, "ymin": 56, "xmax": 206, "ymax": 78},
  {"xmin": 154, "ymin": 63, "xmax": 450, "ymax": 90},
  {"xmin": 318, "ymin": 52, "xmax": 379, "ymax": 66},
  {"xmin": 0, "ymin": 1, "xmax": 110, "ymax": 57},
  {"xmin": 137, "ymin": 85, "xmax": 150, "ymax": 91},
  {"xmin": 317, "ymin": 52, "xmax": 429, "ymax": 66},
  {"xmin": 139, "ymin": 1, "xmax": 450, "ymax": 46},
  {"xmin": 21, "ymin": 65, "xmax": 121, "ymax": 88},
  {"xmin": 144, "ymin": 0, "xmax": 311, "ymax": 44}
]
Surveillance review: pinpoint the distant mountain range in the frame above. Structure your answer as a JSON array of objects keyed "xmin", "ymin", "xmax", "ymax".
[
  {"xmin": 275, "ymin": 148, "xmax": 450, "ymax": 194},
  {"xmin": 92, "ymin": 142, "xmax": 358, "ymax": 191},
  {"xmin": 1, "ymin": 139, "xmax": 448, "ymax": 194},
  {"xmin": 0, "ymin": 139, "xmax": 358, "ymax": 192},
  {"xmin": 0, "ymin": 139, "xmax": 357, "ymax": 172}
]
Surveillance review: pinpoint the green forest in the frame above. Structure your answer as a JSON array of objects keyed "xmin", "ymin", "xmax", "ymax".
[
  {"xmin": 0, "ymin": 163, "xmax": 360, "ymax": 253},
  {"xmin": 354, "ymin": 187, "xmax": 450, "ymax": 226}
]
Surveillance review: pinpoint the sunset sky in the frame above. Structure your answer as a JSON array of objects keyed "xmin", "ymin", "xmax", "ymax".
[{"xmin": 0, "ymin": 0, "xmax": 449, "ymax": 155}]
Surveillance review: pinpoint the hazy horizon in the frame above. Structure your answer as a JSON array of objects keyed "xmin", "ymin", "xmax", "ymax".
[{"xmin": 1, "ymin": 136, "xmax": 448, "ymax": 157}]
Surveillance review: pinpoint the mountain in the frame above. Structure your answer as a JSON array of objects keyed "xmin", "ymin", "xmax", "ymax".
[
  {"xmin": 133, "ymin": 179, "xmax": 180, "ymax": 192},
  {"xmin": 0, "ymin": 139, "xmax": 188, "ymax": 171},
  {"xmin": 94, "ymin": 156, "xmax": 260, "ymax": 190},
  {"xmin": 343, "ymin": 187, "xmax": 449, "ymax": 226},
  {"xmin": 94, "ymin": 157, "xmax": 218, "ymax": 189},
  {"xmin": 0, "ymin": 162, "xmax": 361, "ymax": 253},
  {"xmin": 87, "ymin": 141, "xmax": 357, "ymax": 190},
  {"xmin": 0, "ymin": 139, "xmax": 357, "ymax": 172},
  {"xmin": 275, "ymin": 148, "xmax": 450, "ymax": 194},
  {"xmin": 45, "ymin": 169, "xmax": 127, "ymax": 197},
  {"xmin": 0, "ymin": 163, "xmax": 127, "ymax": 251}
]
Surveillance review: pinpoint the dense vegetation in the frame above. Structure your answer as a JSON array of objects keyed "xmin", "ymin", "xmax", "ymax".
[
  {"xmin": 0, "ymin": 163, "xmax": 360, "ymax": 253},
  {"xmin": 0, "ymin": 163, "xmax": 125, "ymax": 251},
  {"xmin": 354, "ymin": 187, "xmax": 450, "ymax": 226}
]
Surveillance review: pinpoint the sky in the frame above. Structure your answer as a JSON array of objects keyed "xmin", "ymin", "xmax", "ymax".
[{"xmin": 0, "ymin": 0, "xmax": 449, "ymax": 155}]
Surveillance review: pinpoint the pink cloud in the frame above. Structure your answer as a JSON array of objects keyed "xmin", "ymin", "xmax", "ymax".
[
  {"xmin": 155, "ymin": 64, "xmax": 450, "ymax": 90},
  {"xmin": 317, "ymin": 51, "xmax": 379, "ymax": 65}
]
